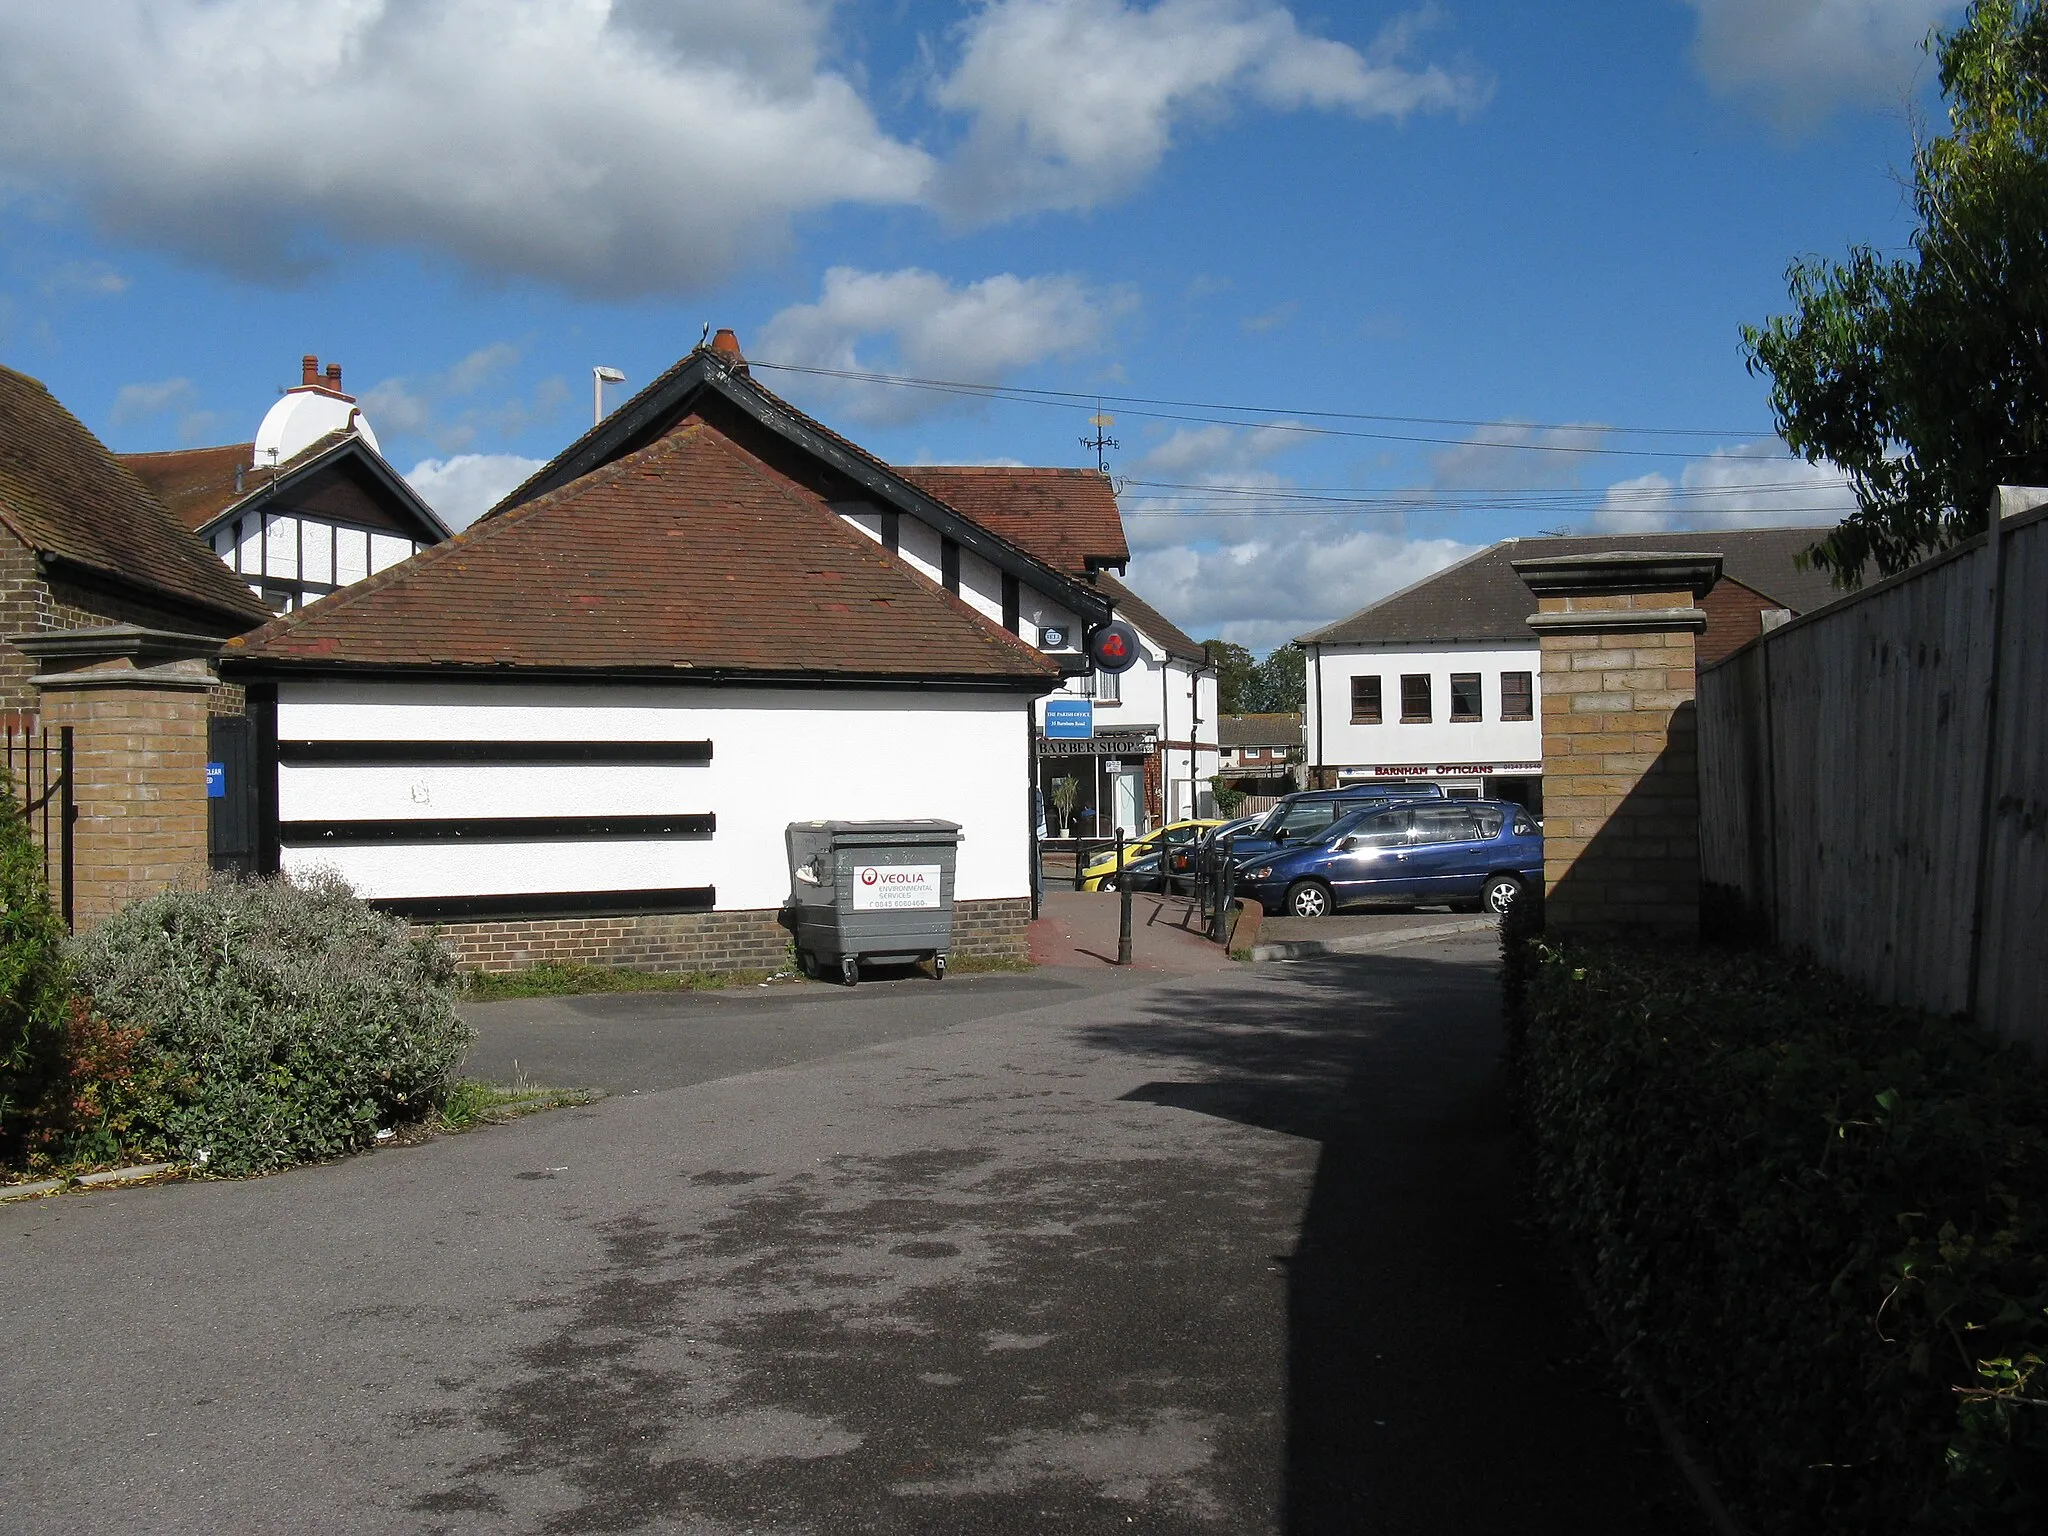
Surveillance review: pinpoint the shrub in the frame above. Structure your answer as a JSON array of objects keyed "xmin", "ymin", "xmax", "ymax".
[
  {"xmin": 1509, "ymin": 937, "xmax": 2048, "ymax": 1533},
  {"xmin": 0, "ymin": 771, "xmax": 78, "ymax": 1167},
  {"xmin": 71, "ymin": 872, "xmax": 473, "ymax": 1176}
]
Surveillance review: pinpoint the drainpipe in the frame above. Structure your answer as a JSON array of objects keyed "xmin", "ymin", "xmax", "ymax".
[
  {"xmin": 1160, "ymin": 651, "xmax": 1171, "ymax": 825},
  {"xmin": 1309, "ymin": 643, "xmax": 1324, "ymax": 789}
]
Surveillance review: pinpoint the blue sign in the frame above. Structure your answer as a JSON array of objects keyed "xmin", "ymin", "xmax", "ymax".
[
  {"xmin": 1044, "ymin": 698, "xmax": 1094, "ymax": 740},
  {"xmin": 206, "ymin": 762, "xmax": 226, "ymax": 799}
]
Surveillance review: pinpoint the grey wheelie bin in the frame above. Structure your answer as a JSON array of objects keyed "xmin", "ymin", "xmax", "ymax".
[{"xmin": 785, "ymin": 819, "xmax": 961, "ymax": 985}]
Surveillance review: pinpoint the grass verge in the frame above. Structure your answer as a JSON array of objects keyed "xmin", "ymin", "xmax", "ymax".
[
  {"xmin": 459, "ymin": 962, "xmax": 782, "ymax": 1000},
  {"xmin": 431, "ymin": 1077, "xmax": 601, "ymax": 1132}
]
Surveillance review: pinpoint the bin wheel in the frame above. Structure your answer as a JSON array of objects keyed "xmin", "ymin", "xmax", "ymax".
[
  {"xmin": 933, "ymin": 954, "xmax": 947, "ymax": 981},
  {"xmin": 841, "ymin": 956, "xmax": 859, "ymax": 987}
]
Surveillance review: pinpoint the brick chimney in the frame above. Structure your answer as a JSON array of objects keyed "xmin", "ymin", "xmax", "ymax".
[
  {"xmin": 301, "ymin": 353, "xmax": 320, "ymax": 388},
  {"xmin": 325, "ymin": 362, "xmax": 342, "ymax": 391}
]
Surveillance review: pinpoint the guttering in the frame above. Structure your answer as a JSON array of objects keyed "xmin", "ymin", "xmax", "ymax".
[{"xmin": 216, "ymin": 658, "xmax": 1063, "ymax": 695}]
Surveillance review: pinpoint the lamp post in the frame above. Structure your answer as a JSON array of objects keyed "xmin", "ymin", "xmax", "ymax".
[{"xmin": 592, "ymin": 366, "xmax": 626, "ymax": 426}]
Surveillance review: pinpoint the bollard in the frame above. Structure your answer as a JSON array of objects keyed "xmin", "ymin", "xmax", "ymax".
[
  {"xmin": 1116, "ymin": 828, "xmax": 1134, "ymax": 966},
  {"xmin": 1073, "ymin": 837, "xmax": 1085, "ymax": 892}
]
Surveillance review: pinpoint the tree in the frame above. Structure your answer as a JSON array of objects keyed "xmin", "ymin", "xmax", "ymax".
[
  {"xmin": 1744, "ymin": 0, "xmax": 2048, "ymax": 583},
  {"xmin": 1247, "ymin": 645, "xmax": 1307, "ymax": 714},
  {"xmin": 1201, "ymin": 640, "xmax": 1258, "ymax": 713}
]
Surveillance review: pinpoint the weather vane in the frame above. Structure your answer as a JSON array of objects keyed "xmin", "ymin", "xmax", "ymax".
[{"xmin": 1081, "ymin": 406, "xmax": 1119, "ymax": 473}]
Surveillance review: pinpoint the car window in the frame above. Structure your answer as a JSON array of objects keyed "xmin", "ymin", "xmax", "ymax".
[
  {"xmin": 1473, "ymin": 806, "xmax": 1504, "ymax": 838},
  {"xmin": 1513, "ymin": 811, "xmax": 1537, "ymax": 836},
  {"xmin": 1276, "ymin": 802, "xmax": 1338, "ymax": 836},
  {"xmin": 1163, "ymin": 825, "xmax": 1198, "ymax": 845},
  {"xmin": 1408, "ymin": 806, "xmax": 1483, "ymax": 845},
  {"xmin": 1345, "ymin": 808, "xmax": 1412, "ymax": 848}
]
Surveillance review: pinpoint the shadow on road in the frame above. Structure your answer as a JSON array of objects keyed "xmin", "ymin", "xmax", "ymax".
[{"xmin": 1086, "ymin": 948, "xmax": 1700, "ymax": 1535}]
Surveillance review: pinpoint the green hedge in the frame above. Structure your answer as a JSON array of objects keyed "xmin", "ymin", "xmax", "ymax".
[
  {"xmin": 70, "ymin": 874, "xmax": 472, "ymax": 1176},
  {"xmin": 1509, "ymin": 936, "xmax": 2047, "ymax": 1533}
]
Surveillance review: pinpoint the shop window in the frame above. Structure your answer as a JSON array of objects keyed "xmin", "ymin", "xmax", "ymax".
[
  {"xmin": 1450, "ymin": 673, "xmax": 1482, "ymax": 721},
  {"xmin": 1501, "ymin": 670, "xmax": 1534, "ymax": 721},
  {"xmin": 1350, "ymin": 675, "xmax": 1382, "ymax": 724},
  {"xmin": 1400, "ymin": 674, "xmax": 1431, "ymax": 723}
]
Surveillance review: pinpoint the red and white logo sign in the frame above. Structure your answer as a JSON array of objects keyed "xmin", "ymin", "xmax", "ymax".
[{"xmin": 852, "ymin": 864, "xmax": 941, "ymax": 910}]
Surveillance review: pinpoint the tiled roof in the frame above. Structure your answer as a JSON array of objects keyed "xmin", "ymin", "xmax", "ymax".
[
  {"xmin": 0, "ymin": 365, "xmax": 272, "ymax": 627},
  {"xmin": 120, "ymin": 442, "xmax": 256, "ymax": 530},
  {"xmin": 899, "ymin": 466, "xmax": 1129, "ymax": 578},
  {"xmin": 1298, "ymin": 527, "xmax": 1844, "ymax": 647},
  {"xmin": 228, "ymin": 417, "xmax": 1060, "ymax": 684},
  {"xmin": 1219, "ymin": 712, "xmax": 1302, "ymax": 748},
  {"xmin": 1094, "ymin": 574, "xmax": 1206, "ymax": 663}
]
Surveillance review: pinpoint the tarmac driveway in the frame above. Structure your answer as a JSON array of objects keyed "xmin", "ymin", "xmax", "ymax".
[{"xmin": 1, "ymin": 935, "xmax": 1696, "ymax": 1534}]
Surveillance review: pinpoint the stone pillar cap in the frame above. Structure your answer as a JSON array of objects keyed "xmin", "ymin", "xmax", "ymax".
[
  {"xmin": 10, "ymin": 624, "xmax": 226, "ymax": 670},
  {"xmin": 1511, "ymin": 550, "xmax": 1723, "ymax": 600}
]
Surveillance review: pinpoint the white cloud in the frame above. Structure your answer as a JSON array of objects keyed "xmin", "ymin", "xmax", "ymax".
[
  {"xmin": 1685, "ymin": 0, "xmax": 1961, "ymax": 128},
  {"xmin": 756, "ymin": 265, "xmax": 1130, "ymax": 425},
  {"xmin": 933, "ymin": 0, "xmax": 1489, "ymax": 219},
  {"xmin": 1428, "ymin": 420, "xmax": 1610, "ymax": 492},
  {"xmin": 1119, "ymin": 422, "xmax": 1472, "ymax": 651},
  {"xmin": 1589, "ymin": 439, "xmax": 1857, "ymax": 531},
  {"xmin": 0, "ymin": 0, "xmax": 931, "ymax": 296},
  {"xmin": 110, "ymin": 377, "xmax": 197, "ymax": 426},
  {"xmin": 361, "ymin": 343, "xmax": 566, "ymax": 453},
  {"xmin": 405, "ymin": 452, "xmax": 546, "ymax": 531}
]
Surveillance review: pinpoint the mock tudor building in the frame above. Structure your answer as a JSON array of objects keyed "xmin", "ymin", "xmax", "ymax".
[
  {"xmin": 217, "ymin": 332, "xmax": 1125, "ymax": 971},
  {"xmin": 896, "ymin": 467, "xmax": 1218, "ymax": 837},
  {"xmin": 0, "ymin": 363, "xmax": 273, "ymax": 716},
  {"xmin": 124, "ymin": 354, "xmax": 450, "ymax": 614},
  {"xmin": 1297, "ymin": 528, "xmax": 1842, "ymax": 809}
]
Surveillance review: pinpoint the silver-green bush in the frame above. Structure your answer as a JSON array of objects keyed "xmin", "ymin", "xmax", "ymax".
[{"xmin": 70, "ymin": 872, "xmax": 472, "ymax": 1175}]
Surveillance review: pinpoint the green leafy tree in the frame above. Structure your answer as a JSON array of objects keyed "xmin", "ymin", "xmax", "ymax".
[
  {"xmin": 1246, "ymin": 645, "xmax": 1307, "ymax": 714},
  {"xmin": 0, "ymin": 773, "xmax": 75, "ymax": 1165},
  {"xmin": 1746, "ymin": 0, "xmax": 2048, "ymax": 582},
  {"xmin": 1201, "ymin": 640, "xmax": 1258, "ymax": 712}
]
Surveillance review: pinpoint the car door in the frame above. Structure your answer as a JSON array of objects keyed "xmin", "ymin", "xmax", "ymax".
[
  {"xmin": 1323, "ymin": 808, "xmax": 1419, "ymax": 904},
  {"xmin": 1401, "ymin": 804, "xmax": 1494, "ymax": 903}
]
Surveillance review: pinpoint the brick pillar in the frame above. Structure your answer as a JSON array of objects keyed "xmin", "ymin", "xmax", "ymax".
[
  {"xmin": 13, "ymin": 626, "xmax": 222, "ymax": 926},
  {"xmin": 1510, "ymin": 552, "xmax": 1722, "ymax": 938}
]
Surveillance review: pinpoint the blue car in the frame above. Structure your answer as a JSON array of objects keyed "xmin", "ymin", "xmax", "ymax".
[
  {"xmin": 1227, "ymin": 782, "xmax": 1447, "ymax": 866},
  {"xmin": 1237, "ymin": 799, "xmax": 1542, "ymax": 919}
]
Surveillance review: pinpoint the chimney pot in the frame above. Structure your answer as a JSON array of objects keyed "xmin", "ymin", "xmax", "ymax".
[
  {"xmin": 302, "ymin": 354, "xmax": 319, "ymax": 387},
  {"xmin": 710, "ymin": 328, "xmax": 743, "ymax": 362},
  {"xmin": 325, "ymin": 363, "xmax": 342, "ymax": 390}
]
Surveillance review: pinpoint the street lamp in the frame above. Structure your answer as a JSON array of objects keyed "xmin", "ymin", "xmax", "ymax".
[{"xmin": 592, "ymin": 366, "xmax": 626, "ymax": 426}]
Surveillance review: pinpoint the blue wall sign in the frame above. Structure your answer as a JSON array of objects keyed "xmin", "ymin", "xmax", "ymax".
[
  {"xmin": 1044, "ymin": 698, "xmax": 1094, "ymax": 740},
  {"xmin": 206, "ymin": 762, "xmax": 226, "ymax": 798}
]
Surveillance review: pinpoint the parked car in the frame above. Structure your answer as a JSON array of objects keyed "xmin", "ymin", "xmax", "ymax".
[
  {"xmin": 1227, "ymin": 783, "xmax": 1447, "ymax": 865},
  {"xmin": 1236, "ymin": 799, "xmax": 1541, "ymax": 918},
  {"xmin": 1098, "ymin": 849, "xmax": 1167, "ymax": 893},
  {"xmin": 1078, "ymin": 819, "xmax": 1222, "ymax": 891},
  {"xmin": 1165, "ymin": 811, "xmax": 1265, "ymax": 879}
]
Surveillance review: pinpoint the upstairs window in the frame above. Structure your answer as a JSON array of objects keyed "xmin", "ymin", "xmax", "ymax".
[
  {"xmin": 1400, "ymin": 674, "xmax": 1432, "ymax": 723},
  {"xmin": 1501, "ymin": 670, "xmax": 1534, "ymax": 721},
  {"xmin": 1350, "ymin": 675, "xmax": 1382, "ymax": 724},
  {"xmin": 1093, "ymin": 667, "xmax": 1121, "ymax": 703},
  {"xmin": 1450, "ymin": 673, "xmax": 1482, "ymax": 722}
]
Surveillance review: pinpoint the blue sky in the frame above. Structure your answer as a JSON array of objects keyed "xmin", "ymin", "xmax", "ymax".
[{"xmin": 0, "ymin": 0, "xmax": 1960, "ymax": 651}]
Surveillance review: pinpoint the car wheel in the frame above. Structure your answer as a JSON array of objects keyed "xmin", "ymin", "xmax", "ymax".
[
  {"xmin": 1286, "ymin": 880, "xmax": 1333, "ymax": 919},
  {"xmin": 1483, "ymin": 875, "xmax": 1524, "ymax": 916}
]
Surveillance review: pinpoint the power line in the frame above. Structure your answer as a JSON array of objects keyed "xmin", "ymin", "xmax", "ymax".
[
  {"xmin": 1122, "ymin": 504, "xmax": 1855, "ymax": 520},
  {"xmin": 1123, "ymin": 475, "xmax": 1852, "ymax": 502},
  {"xmin": 749, "ymin": 358, "xmax": 1781, "ymax": 461}
]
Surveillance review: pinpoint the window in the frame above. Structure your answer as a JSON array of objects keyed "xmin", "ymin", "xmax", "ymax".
[
  {"xmin": 1450, "ymin": 673, "xmax": 1482, "ymax": 721},
  {"xmin": 1274, "ymin": 801, "xmax": 1340, "ymax": 839},
  {"xmin": 1093, "ymin": 667, "xmax": 1121, "ymax": 703},
  {"xmin": 1343, "ymin": 808, "xmax": 1411, "ymax": 848},
  {"xmin": 1400, "ymin": 674, "xmax": 1432, "ymax": 723},
  {"xmin": 1350, "ymin": 675, "xmax": 1382, "ymax": 724},
  {"xmin": 1408, "ymin": 805, "xmax": 1483, "ymax": 845},
  {"xmin": 1501, "ymin": 670, "xmax": 1534, "ymax": 721}
]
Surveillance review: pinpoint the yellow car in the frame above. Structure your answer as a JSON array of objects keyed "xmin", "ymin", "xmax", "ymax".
[{"xmin": 1078, "ymin": 819, "xmax": 1224, "ymax": 891}]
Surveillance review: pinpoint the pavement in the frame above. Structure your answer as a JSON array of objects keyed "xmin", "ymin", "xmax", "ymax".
[
  {"xmin": 1028, "ymin": 889, "xmax": 1237, "ymax": 973},
  {"xmin": 1, "ymin": 931, "xmax": 1700, "ymax": 1534}
]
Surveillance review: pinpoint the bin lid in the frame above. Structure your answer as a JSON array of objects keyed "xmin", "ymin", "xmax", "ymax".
[{"xmin": 787, "ymin": 818, "xmax": 962, "ymax": 846}]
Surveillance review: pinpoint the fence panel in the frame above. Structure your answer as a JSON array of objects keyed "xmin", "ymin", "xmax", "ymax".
[
  {"xmin": 2, "ymin": 719, "xmax": 75, "ymax": 928},
  {"xmin": 1698, "ymin": 506, "xmax": 2046, "ymax": 1045}
]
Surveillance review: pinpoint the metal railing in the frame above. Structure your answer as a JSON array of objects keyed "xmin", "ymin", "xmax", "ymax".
[{"xmin": 2, "ymin": 719, "xmax": 75, "ymax": 929}]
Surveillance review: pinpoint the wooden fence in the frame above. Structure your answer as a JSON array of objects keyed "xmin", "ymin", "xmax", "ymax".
[{"xmin": 1697, "ymin": 495, "xmax": 2048, "ymax": 1049}]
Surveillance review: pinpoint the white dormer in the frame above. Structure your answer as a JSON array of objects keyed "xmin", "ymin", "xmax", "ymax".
[{"xmin": 253, "ymin": 354, "xmax": 381, "ymax": 469}]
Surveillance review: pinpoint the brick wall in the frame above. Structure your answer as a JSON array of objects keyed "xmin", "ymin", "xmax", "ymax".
[
  {"xmin": 1521, "ymin": 571, "xmax": 1707, "ymax": 938},
  {"xmin": 1698, "ymin": 576, "xmax": 1781, "ymax": 671},
  {"xmin": 38, "ymin": 676, "xmax": 213, "ymax": 925},
  {"xmin": 1, "ymin": 527, "xmax": 251, "ymax": 715},
  {"xmin": 432, "ymin": 896, "xmax": 1033, "ymax": 974}
]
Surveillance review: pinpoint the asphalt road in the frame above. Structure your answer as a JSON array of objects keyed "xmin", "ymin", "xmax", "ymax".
[{"xmin": 1, "ymin": 936, "xmax": 1698, "ymax": 1534}]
